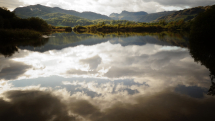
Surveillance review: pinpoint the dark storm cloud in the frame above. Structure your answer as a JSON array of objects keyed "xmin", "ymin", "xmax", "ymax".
[
  {"xmin": 1, "ymin": 89, "xmax": 215, "ymax": 121},
  {"xmin": 0, "ymin": 60, "xmax": 32, "ymax": 80},
  {"xmin": 0, "ymin": 90, "xmax": 76, "ymax": 121},
  {"xmin": 91, "ymin": 90, "xmax": 215, "ymax": 121},
  {"xmin": 80, "ymin": 55, "xmax": 102, "ymax": 70},
  {"xmin": 0, "ymin": 90, "xmax": 101, "ymax": 121},
  {"xmin": 68, "ymin": 100, "xmax": 102, "ymax": 120}
]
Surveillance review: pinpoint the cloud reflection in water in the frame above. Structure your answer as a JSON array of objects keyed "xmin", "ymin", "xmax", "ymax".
[
  {"xmin": 0, "ymin": 37, "xmax": 213, "ymax": 121},
  {"xmin": 0, "ymin": 87, "xmax": 215, "ymax": 121}
]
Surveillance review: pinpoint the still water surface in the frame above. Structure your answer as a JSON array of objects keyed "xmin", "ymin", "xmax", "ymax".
[{"xmin": 0, "ymin": 32, "xmax": 214, "ymax": 121}]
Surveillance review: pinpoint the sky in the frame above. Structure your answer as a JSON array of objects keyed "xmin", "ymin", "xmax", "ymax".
[{"xmin": 0, "ymin": 0, "xmax": 215, "ymax": 16}]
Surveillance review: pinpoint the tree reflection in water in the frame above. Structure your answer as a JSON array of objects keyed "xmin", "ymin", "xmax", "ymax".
[
  {"xmin": 0, "ymin": 38, "xmax": 49, "ymax": 57},
  {"xmin": 189, "ymin": 20, "xmax": 215, "ymax": 95},
  {"xmin": 189, "ymin": 33, "xmax": 215, "ymax": 95},
  {"xmin": 189, "ymin": 5, "xmax": 215, "ymax": 95}
]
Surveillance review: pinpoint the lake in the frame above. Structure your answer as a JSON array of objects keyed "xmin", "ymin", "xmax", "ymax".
[{"xmin": 0, "ymin": 31, "xmax": 214, "ymax": 121}]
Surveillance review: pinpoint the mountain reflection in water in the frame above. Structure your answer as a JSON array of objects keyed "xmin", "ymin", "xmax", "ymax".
[{"xmin": 0, "ymin": 31, "xmax": 215, "ymax": 121}]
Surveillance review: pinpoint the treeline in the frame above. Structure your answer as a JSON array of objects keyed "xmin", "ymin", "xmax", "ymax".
[
  {"xmin": 0, "ymin": 7, "xmax": 50, "ymax": 31},
  {"xmin": 73, "ymin": 19, "xmax": 192, "ymax": 33},
  {"xmin": 43, "ymin": 13, "xmax": 192, "ymax": 32},
  {"xmin": 50, "ymin": 26, "xmax": 72, "ymax": 31},
  {"xmin": 188, "ymin": 5, "xmax": 215, "ymax": 95},
  {"xmin": 0, "ymin": 7, "xmax": 53, "ymax": 40},
  {"xmin": 73, "ymin": 23, "xmax": 163, "ymax": 33},
  {"xmin": 158, "ymin": 19, "xmax": 192, "ymax": 31}
]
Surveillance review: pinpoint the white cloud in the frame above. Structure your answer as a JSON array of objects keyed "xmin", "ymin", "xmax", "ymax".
[{"xmin": 0, "ymin": 39, "xmax": 210, "ymax": 93}]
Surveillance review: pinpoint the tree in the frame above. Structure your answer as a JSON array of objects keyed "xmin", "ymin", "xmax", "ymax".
[
  {"xmin": 191, "ymin": 5, "xmax": 215, "ymax": 35},
  {"xmin": 101, "ymin": 21, "xmax": 105, "ymax": 26},
  {"xmin": 0, "ymin": 16, "xmax": 3, "ymax": 28},
  {"xmin": 189, "ymin": 5, "xmax": 215, "ymax": 96},
  {"xmin": 28, "ymin": 17, "xmax": 50, "ymax": 31},
  {"xmin": 159, "ymin": 19, "xmax": 167, "ymax": 26}
]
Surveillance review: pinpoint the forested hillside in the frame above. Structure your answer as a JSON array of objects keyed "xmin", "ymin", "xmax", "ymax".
[
  {"xmin": 109, "ymin": 10, "xmax": 147, "ymax": 21},
  {"xmin": 13, "ymin": 4, "xmax": 138, "ymax": 27},
  {"xmin": 0, "ymin": 7, "xmax": 50, "ymax": 32},
  {"xmin": 14, "ymin": 4, "xmax": 111, "ymax": 20},
  {"xmin": 154, "ymin": 6, "xmax": 211, "ymax": 22},
  {"xmin": 137, "ymin": 11, "xmax": 176, "ymax": 22},
  {"xmin": 44, "ymin": 13, "xmax": 135, "ymax": 27},
  {"xmin": 109, "ymin": 10, "xmax": 175, "ymax": 22},
  {"xmin": 12, "ymin": 4, "xmax": 213, "ymax": 27}
]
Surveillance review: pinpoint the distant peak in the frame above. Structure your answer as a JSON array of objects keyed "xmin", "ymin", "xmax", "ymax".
[
  {"xmin": 120, "ymin": 10, "xmax": 148, "ymax": 15},
  {"xmin": 120, "ymin": 10, "xmax": 147, "ymax": 13},
  {"xmin": 53, "ymin": 7, "xmax": 61, "ymax": 9},
  {"xmin": 121, "ymin": 10, "xmax": 128, "ymax": 13},
  {"xmin": 109, "ymin": 13, "xmax": 119, "ymax": 16},
  {"xmin": 35, "ymin": 4, "xmax": 42, "ymax": 6}
]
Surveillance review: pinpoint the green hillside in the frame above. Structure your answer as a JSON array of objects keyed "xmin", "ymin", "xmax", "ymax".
[
  {"xmin": 154, "ymin": 6, "xmax": 211, "ymax": 22},
  {"xmin": 31, "ymin": 12, "xmax": 135, "ymax": 27},
  {"xmin": 109, "ymin": 10, "xmax": 148, "ymax": 21},
  {"xmin": 14, "ymin": 4, "xmax": 111, "ymax": 20},
  {"xmin": 41, "ymin": 13, "xmax": 94, "ymax": 26},
  {"xmin": 138, "ymin": 11, "xmax": 176, "ymax": 22},
  {"xmin": 14, "ymin": 5, "xmax": 136, "ymax": 27},
  {"xmin": 109, "ymin": 10, "xmax": 175, "ymax": 22},
  {"xmin": 13, "ymin": 4, "xmax": 137, "ymax": 27}
]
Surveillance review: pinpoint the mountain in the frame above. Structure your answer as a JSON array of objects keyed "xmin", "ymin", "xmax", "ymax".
[
  {"xmin": 13, "ymin": 4, "xmax": 136, "ymax": 26},
  {"xmin": 154, "ymin": 6, "xmax": 211, "ymax": 22},
  {"xmin": 137, "ymin": 11, "xmax": 176, "ymax": 22},
  {"xmin": 41, "ymin": 13, "xmax": 94, "ymax": 27},
  {"xmin": 13, "ymin": 4, "xmax": 111, "ymax": 20},
  {"xmin": 109, "ymin": 10, "xmax": 176, "ymax": 22},
  {"xmin": 109, "ymin": 10, "xmax": 148, "ymax": 21}
]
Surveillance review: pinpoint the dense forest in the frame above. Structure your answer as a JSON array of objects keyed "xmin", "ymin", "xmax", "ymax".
[
  {"xmin": 73, "ymin": 19, "xmax": 192, "ymax": 33},
  {"xmin": 0, "ymin": 7, "xmax": 51, "ymax": 39},
  {"xmin": 0, "ymin": 7, "xmax": 50, "ymax": 31},
  {"xmin": 188, "ymin": 5, "xmax": 215, "ymax": 95}
]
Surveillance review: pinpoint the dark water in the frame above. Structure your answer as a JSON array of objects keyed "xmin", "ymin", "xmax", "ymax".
[{"xmin": 0, "ymin": 32, "xmax": 215, "ymax": 121}]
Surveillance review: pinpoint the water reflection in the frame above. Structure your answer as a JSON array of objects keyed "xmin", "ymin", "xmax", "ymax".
[
  {"xmin": 0, "ymin": 87, "xmax": 215, "ymax": 121},
  {"xmin": 0, "ymin": 32, "xmax": 215, "ymax": 121},
  {"xmin": 20, "ymin": 31, "xmax": 189, "ymax": 53},
  {"xmin": 189, "ymin": 28, "xmax": 215, "ymax": 96},
  {"xmin": 0, "ymin": 38, "xmax": 49, "ymax": 57}
]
